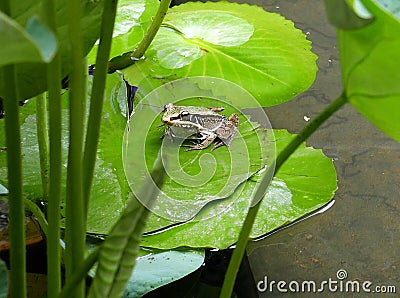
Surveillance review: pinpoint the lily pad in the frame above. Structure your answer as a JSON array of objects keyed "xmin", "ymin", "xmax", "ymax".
[
  {"xmin": 140, "ymin": 129, "xmax": 337, "ymax": 249},
  {"xmin": 123, "ymin": 249, "xmax": 204, "ymax": 298},
  {"xmin": 123, "ymin": 77, "xmax": 275, "ymax": 222},
  {"xmin": 88, "ymin": 0, "xmax": 159, "ymax": 64},
  {"xmin": 122, "ymin": 1, "xmax": 318, "ymax": 108},
  {"xmin": 331, "ymin": 0, "xmax": 400, "ymax": 142}
]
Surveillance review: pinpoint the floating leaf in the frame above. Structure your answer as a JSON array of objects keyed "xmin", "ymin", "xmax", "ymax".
[
  {"xmin": 88, "ymin": 0, "xmax": 159, "ymax": 64},
  {"xmin": 331, "ymin": 0, "xmax": 400, "ymax": 142},
  {"xmin": 123, "ymin": 249, "xmax": 204, "ymax": 298},
  {"xmin": 122, "ymin": 2, "xmax": 317, "ymax": 107},
  {"xmin": 140, "ymin": 129, "xmax": 337, "ymax": 249},
  {"xmin": 123, "ymin": 77, "xmax": 275, "ymax": 222}
]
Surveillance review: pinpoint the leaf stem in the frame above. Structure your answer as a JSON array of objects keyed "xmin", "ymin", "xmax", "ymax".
[
  {"xmin": 107, "ymin": 0, "xmax": 172, "ymax": 73},
  {"xmin": 59, "ymin": 248, "xmax": 100, "ymax": 298},
  {"xmin": 65, "ymin": 0, "xmax": 86, "ymax": 296},
  {"xmin": 35, "ymin": 93, "xmax": 49, "ymax": 200},
  {"xmin": 220, "ymin": 93, "xmax": 348, "ymax": 297},
  {"xmin": 42, "ymin": 0, "xmax": 63, "ymax": 294},
  {"xmin": 83, "ymin": 0, "xmax": 119, "ymax": 216},
  {"xmin": 2, "ymin": 66, "xmax": 26, "ymax": 298}
]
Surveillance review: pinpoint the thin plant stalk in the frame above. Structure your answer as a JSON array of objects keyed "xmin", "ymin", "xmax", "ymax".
[
  {"xmin": 83, "ymin": 0, "xmax": 119, "ymax": 215},
  {"xmin": 59, "ymin": 248, "xmax": 100, "ymax": 298},
  {"xmin": 2, "ymin": 67, "xmax": 26, "ymax": 298},
  {"xmin": 42, "ymin": 0, "xmax": 63, "ymax": 294},
  {"xmin": 35, "ymin": 93, "xmax": 49, "ymax": 199},
  {"xmin": 220, "ymin": 93, "xmax": 348, "ymax": 297},
  {"xmin": 107, "ymin": 0, "xmax": 172, "ymax": 73},
  {"xmin": 1, "ymin": 3, "xmax": 25, "ymax": 297},
  {"xmin": 65, "ymin": 0, "xmax": 87, "ymax": 296}
]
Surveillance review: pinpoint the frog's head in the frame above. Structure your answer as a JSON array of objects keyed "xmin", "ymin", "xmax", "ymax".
[{"xmin": 161, "ymin": 103, "xmax": 189, "ymax": 125}]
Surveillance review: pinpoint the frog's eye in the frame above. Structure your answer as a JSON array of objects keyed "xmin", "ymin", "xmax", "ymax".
[
  {"xmin": 163, "ymin": 103, "xmax": 173, "ymax": 112},
  {"xmin": 180, "ymin": 111, "xmax": 189, "ymax": 117}
]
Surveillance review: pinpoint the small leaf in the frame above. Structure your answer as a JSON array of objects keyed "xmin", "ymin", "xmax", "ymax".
[
  {"xmin": 0, "ymin": 0, "xmax": 105, "ymax": 100},
  {"xmin": 0, "ymin": 12, "xmax": 56, "ymax": 67},
  {"xmin": 337, "ymin": 0, "xmax": 400, "ymax": 142},
  {"xmin": 0, "ymin": 184, "xmax": 7, "ymax": 195},
  {"xmin": 324, "ymin": 0, "xmax": 374, "ymax": 29},
  {"xmin": 25, "ymin": 16, "xmax": 58, "ymax": 62},
  {"xmin": 123, "ymin": 249, "xmax": 204, "ymax": 298}
]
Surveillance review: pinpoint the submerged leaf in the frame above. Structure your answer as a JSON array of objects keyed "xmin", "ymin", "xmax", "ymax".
[{"xmin": 123, "ymin": 249, "xmax": 204, "ymax": 298}]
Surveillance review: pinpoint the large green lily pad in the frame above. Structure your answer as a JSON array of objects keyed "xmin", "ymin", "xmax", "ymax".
[
  {"xmin": 140, "ymin": 129, "xmax": 337, "ymax": 249},
  {"xmin": 122, "ymin": 1, "xmax": 318, "ymax": 108},
  {"xmin": 123, "ymin": 77, "xmax": 275, "ymax": 222}
]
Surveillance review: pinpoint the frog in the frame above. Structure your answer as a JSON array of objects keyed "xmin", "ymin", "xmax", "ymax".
[{"xmin": 161, "ymin": 103, "xmax": 239, "ymax": 151}]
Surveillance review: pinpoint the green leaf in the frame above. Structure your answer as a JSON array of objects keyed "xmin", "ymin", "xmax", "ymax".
[
  {"xmin": 123, "ymin": 249, "xmax": 204, "ymax": 298},
  {"xmin": 123, "ymin": 77, "xmax": 275, "ymax": 222},
  {"xmin": 0, "ymin": 0, "xmax": 105, "ymax": 100},
  {"xmin": 88, "ymin": 0, "xmax": 159, "ymax": 64},
  {"xmin": 337, "ymin": 0, "xmax": 400, "ymax": 142},
  {"xmin": 0, "ymin": 13, "xmax": 56, "ymax": 67},
  {"xmin": 0, "ymin": 259, "xmax": 7, "ymax": 298},
  {"xmin": 122, "ymin": 2, "xmax": 317, "ymax": 107},
  {"xmin": 0, "ymin": 184, "xmax": 7, "ymax": 195},
  {"xmin": 140, "ymin": 129, "xmax": 337, "ymax": 249},
  {"xmin": 324, "ymin": 0, "xmax": 374, "ymax": 29}
]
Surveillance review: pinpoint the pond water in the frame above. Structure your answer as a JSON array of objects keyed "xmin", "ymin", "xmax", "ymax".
[{"xmin": 243, "ymin": 0, "xmax": 400, "ymax": 297}]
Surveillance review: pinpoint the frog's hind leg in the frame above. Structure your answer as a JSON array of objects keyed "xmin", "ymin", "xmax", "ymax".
[{"xmin": 186, "ymin": 131, "xmax": 216, "ymax": 151}]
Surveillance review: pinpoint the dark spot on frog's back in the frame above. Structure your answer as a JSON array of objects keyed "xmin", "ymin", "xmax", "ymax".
[{"xmin": 200, "ymin": 48, "xmax": 209, "ymax": 53}]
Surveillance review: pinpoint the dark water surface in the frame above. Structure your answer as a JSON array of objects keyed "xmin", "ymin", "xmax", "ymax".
[{"xmin": 242, "ymin": 1, "xmax": 400, "ymax": 297}]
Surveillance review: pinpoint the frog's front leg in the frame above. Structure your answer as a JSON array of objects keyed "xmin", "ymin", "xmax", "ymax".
[{"xmin": 186, "ymin": 130, "xmax": 217, "ymax": 151}]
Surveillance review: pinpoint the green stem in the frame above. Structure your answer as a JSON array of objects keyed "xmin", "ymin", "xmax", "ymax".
[
  {"xmin": 65, "ymin": 0, "xmax": 86, "ymax": 296},
  {"xmin": 220, "ymin": 93, "xmax": 348, "ymax": 297},
  {"xmin": 24, "ymin": 198, "xmax": 48, "ymax": 237},
  {"xmin": 42, "ymin": 0, "xmax": 63, "ymax": 294},
  {"xmin": 107, "ymin": 0, "xmax": 172, "ymax": 73},
  {"xmin": 1, "ymin": 4, "xmax": 25, "ymax": 297},
  {"xmin": 35, "ymin": 93, "xmax": 49, "ymax": 200},
  {"xmin": 2, "ymin": 67, "xmax": 26, "ymax": 298},
  {"xmin": 59, "ymin": 248, "xmax": 100, "ymax": 298},
  {"xmin": 83, "ymin": 0, "xmax": 119, "ymax": 216}
]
